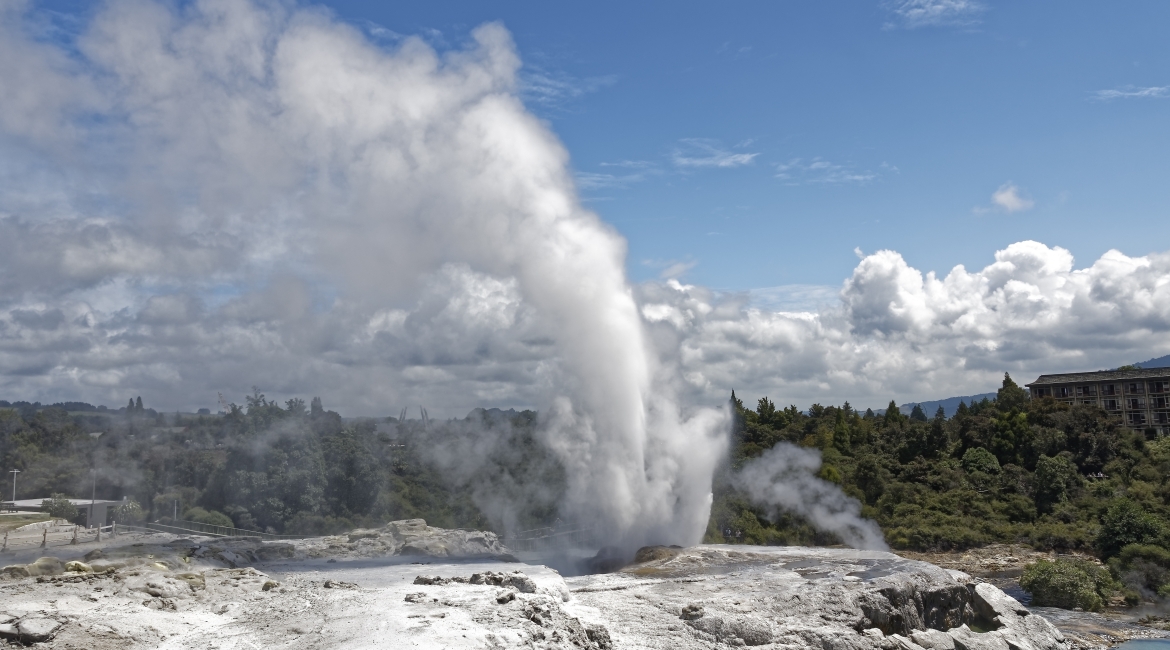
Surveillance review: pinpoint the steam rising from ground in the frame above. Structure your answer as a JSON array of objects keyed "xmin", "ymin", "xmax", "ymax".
[
  {"xmin": 3, "ymin": 0, "xmax": 1170, "ymax": 550},
  {"xmin": 733, "ymin": 444, "xmax": 887, "ymax": 550},
  {"xmin": 0, "ymin": 0, "xmax": 725, "ymax": 548}
]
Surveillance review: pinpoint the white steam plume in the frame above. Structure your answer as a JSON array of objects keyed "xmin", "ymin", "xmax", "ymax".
[
  {"xmin": 0, "ymin": 0, "xmax": 725, "ymax": 548},
  {"xmin": 733, "ymin": 443, "xmax": 888, "ymax": 550}
]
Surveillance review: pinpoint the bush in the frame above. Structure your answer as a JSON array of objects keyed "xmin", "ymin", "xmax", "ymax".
[
  {"xmin": 283, "ymin": 512, "xmax": 355, "ymax": 536},
  {"xmin": 114, "ymin": 499, "xmax": 144, "ymax": 524},
  {"xmin": 1034, "ymin": 454, "xmax": 1080, "ymax": 512},
  {"xmin": 40, "ymin": 493, "xmax": 78, "ymax": 521},
  {"xmin": 183, "ymin": 507, "xmax": 234, "ymax": 528},
  {"xmin": 1112, "ymin": 544, "xmax": 1170, "ymax": 601},
  {"xmin": 961, "ymin": 447, "xmax": 1001, "ymax": 475},
  {"xmin": 1097, "ymin": 499, "xmax": 1163, "ymax": 558},
  {"xmin": 1020, "ymin": 558, "xmax": 1115, "ymax": 611}
]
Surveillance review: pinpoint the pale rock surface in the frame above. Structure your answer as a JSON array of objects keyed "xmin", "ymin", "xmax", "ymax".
[{"xmin": 0, "ymin": 526, "xmax": 1153, "ymax": 649}]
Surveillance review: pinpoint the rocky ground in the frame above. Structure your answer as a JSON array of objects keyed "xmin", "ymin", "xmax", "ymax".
[
  {"xmin": 0, "ymin": 521, "xmax": 1165, "ymax": 649},
  {"xmin": 899, "ymin": 544, "xmax": 1170, "ymax": 648}
]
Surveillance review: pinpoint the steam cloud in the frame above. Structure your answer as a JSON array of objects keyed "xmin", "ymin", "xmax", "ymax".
[
  {"xmin": 3, "ymin": 0, "xmax": 1170, "ymax": 550},
  {"xmin": 0, "ymin": 0, "xmax": 725, "ymax": 548},
  {"xmin": 732, "ymin": 443, "xmax": 888, "ymax": 550}
]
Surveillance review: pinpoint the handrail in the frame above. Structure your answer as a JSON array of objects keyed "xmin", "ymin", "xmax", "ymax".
[{"xmin": 145, "ymin": 519, "xmax": 310, "ymax": 540}]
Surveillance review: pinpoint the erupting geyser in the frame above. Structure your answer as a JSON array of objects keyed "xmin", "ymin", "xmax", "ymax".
[{"xmin": 0, "ymin": 0, "xmax": 878, "ymax": 552}]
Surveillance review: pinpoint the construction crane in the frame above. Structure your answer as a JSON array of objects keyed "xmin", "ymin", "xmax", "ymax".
[{"xmin": 217, "ymin": 392, "xmax": 230, "ymax": 415}]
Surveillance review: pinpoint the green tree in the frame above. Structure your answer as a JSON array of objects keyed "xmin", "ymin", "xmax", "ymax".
[
  {"xmin": 910, "ymin": 404, "xmax": 927, "ymax": 422},
  {"xmin": 41, "ymin": 493, "xmax": 78, "ymax": 521},
  {"xmin": 135, "ymin": 396, "xmax": 143, "ymax": 413},
  {"xmin": 1033, "ymin": 454, "xmax": 1080, "ymax": 512},
  {"xmin": 114, "ymin": 499, "xmax": 145, "ymax": 524},
  {"xmin": 1020, "ymin": 559, "xmax": 1114, "ymax": 611},
  {"xmin": 884, "ymin": 400, "xmax": 903, "ymax": 425},
  {"xmin": 1097, "ymin": 499, "xmax": 1163, "ymax": 559},
  {"xmin": 997, "ymin": 373, "xmax": 1028, "ymax": 413},
  {"xmin": 961, "ymin": 447, "xmax": 1001, "ymax": 475}
]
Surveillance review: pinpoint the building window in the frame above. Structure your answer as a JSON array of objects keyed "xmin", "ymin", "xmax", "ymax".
[
  {"xmin": 1034, "ymin": 387, "xmax": 1052, "ymax": 398},
  {"xmin": 1104, "ymin": 399, "xmax": 1120, "ymax": 410},
  {"xmin": 1153, "ymin": 396, "xmax": 1168, "ymax": 409},
  {"xmin": 1154, "ymin": 412, "xmax": 1170, "ymax": 425},
  {"xmin": 1127, "ymin": 382, "xmax": 1145, "ymax": 394},
  {"xmin": 1076, "ymin": 386, "xmax": 1097, "ymax": 397},
  {"xmin": 1128, "ymin": 398, "xmax": 1146, "ymax": 410},
  {"xmin": 1129, "ymin": 412, "xmax": 1147, "ymax": 426},
  {"xmin": 1149, "ymin": 381, "xmax": 1167, "ymax": 394},
  {"xmin": 1057, "ymin": 387, "xmax": 1074, "ymax": 398},
  {"xmin": 1101, "ymin": 384, "xmax": 1117, "ymax": 396}
]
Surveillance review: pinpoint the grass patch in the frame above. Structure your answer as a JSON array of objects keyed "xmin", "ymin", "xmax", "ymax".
[{"xmin": 0, "ymin": 513, "xmax": 53, "ymax": 534}]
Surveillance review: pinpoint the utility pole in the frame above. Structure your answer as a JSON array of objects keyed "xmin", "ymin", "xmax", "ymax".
[
  {"xmin": 8, "ymin": 469, "xmax": 18, "ymax": 511},
  {"xmin": 90, "ymin": 468, "xmax": 97, "ymax": 529}
]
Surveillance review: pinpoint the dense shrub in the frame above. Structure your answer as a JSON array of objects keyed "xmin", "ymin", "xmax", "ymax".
[
  {"xmin": 114, "ymin": 499, "xmax": 144, "ymax": 524},
  {"xmin": 284, "ymin": 512, "xmax": 356, "ymax": 536},
  {"xmin": 1020, "ymin": 558, "xmax": 1115, "ymax": 611},
  {"xmin": 1111, "ymin": 544, "xmax": 1170, "ymax": 602},
  {"xmin": 184, "ymin": 506, "xmax": 234, "ymax": 528},
  {"xmin": 40, "ymin": 493, "xmax": 79, "ymax": 521},
  {"xmin": 1097, "ymin": 499, "xmax": 1163, "ymax": 559}
]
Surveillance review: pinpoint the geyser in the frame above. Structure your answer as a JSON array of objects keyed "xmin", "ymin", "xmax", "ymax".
[{"xmin": 0, "ymin": 0, "xmax": 876, "ymax": 552}]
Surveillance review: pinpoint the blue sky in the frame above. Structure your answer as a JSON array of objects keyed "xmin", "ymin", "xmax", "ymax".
[
  {"xmin": 314, "ymin": 0, "xmax": 1170, "ymax": 293},
  {"xmin": 4, "ymin": 0, "xmax": 1170, "ymax": 413}
]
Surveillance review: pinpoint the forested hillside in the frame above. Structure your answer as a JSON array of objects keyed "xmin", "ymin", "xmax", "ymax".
[
  {"xmin": 708, "ymin": 374, "xmax": 1170, "ymax": 564},
  {"xmin": 3, "ymin": 376, "xmax": 1168, "ymax": 563},
  {"xmin": 0, "ymin": 392, "xmax": 559, "ymax": 536}
]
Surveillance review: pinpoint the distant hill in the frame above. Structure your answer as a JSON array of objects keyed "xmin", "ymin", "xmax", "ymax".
[
  {"xmin": 1136, "ymin": 354, "xmax": 1170, "ymax": 369},
  {"xmin": 899, "ymin": 393, "xmax": 998, "ymax": 419}
]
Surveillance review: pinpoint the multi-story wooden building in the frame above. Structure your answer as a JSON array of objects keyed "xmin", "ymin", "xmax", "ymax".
[{"xmin": 1027, "ymin": 368, "xmax": 1170, "ymax": 436}]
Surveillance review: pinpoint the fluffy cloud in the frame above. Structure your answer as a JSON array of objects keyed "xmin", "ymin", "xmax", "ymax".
[
  {"xmin": 638, "ymin": 241, "xmax": 1170, "ymax": 410},
  {"xmin": 991, "ymin": 182, "xmax": 1035, "ymax": 213},
  {"xmin": 1, "ymin": 1, "xmax": 1169, "ymax": 425}
]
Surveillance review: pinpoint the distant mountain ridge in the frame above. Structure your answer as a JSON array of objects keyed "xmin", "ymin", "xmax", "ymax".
[
  {"xmin": 1135, "ymin": 354, "xmax": 1170, "ymax": 369},
  {"xmin": 892, "ymin": 354, "xmax": 1170, "ymax": 418},
  {"xmin": 899, "ymin": 393, "xmax": 998, "ymax": 419}
]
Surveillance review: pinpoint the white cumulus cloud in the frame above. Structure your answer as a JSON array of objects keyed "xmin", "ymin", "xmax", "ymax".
[
  {"xmin": 638, "ymin": 242, "xmax": 1170, "ymax": 410},
  {"xmin": 990, "ymin": 182, "xmax": 1034, "ymax": 213}
]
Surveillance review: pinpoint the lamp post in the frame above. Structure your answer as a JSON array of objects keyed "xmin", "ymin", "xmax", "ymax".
[
  {"xmin": 8, "ymin": 469, "xmax": 17, "ymax": 511},
  {"xmin": 90, "ymin": 468, "xmax": 96, "ymax": 529}
]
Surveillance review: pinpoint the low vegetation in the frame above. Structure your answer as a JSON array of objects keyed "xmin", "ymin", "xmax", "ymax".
[
  {"xmin": 1020, "ymin": 559, "xmax": 1115, "ymax": 611},
  {"xmin": 3, "ymin": 374, "xmax": 1170, "ymax": 608}
]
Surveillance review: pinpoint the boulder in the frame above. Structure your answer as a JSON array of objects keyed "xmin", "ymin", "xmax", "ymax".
[
  {"xmin": 125, "ymin": 574, "xmax": 197, "ymax": 599},
  {"xmin": 17, "ymin": 618, "xmax": 61, "ymax": 643},
  {"xmin": 64, "ymin": 561, "xmax": 92, "ymax": 573},
  {"xmin": 253, "ymin": 543, "xmax": 296, "ymax": 561},
  {"xmin": 27, "ymin": 557, "xmax": 65, "ymax": 577},
  {"xmin": 634, "ymin": 545, "xmax": 684, "ymax": 563},
  {"xmin": 1, "ymin": 565, "xmax": 30, "ymax": 578},
  {"xmin": 385, "ymin": 519, "xmax": 428, "ymax": 540}
]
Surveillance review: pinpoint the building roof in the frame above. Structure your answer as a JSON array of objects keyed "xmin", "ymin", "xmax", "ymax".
[
  {"xmin": 1027, "ymin": 367, "xmax": 1170, "ymax": 386},
  {"xmin": 5, "ymin": 498, "xmax": 122, "ymax": 508}
]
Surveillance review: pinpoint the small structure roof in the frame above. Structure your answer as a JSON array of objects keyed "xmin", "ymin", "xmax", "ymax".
[
  {"xmin": 6, "ymin": 498, "xmax": 122, "ymax": 508},
  {"xmin": 1027, "ymin": 367, "xmax": 1170, "ymax": 386}
]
